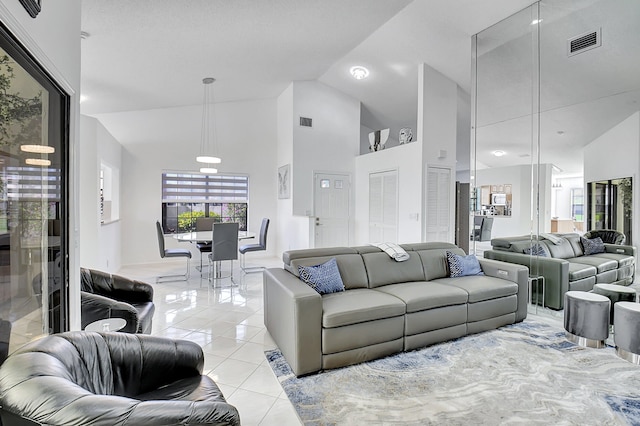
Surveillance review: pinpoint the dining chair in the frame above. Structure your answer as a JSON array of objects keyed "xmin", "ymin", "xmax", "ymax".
[
  {"xmin": 239, "ymin": 217, "xmax": 269, "ymax": 273},
  {"xmin": 195, "ymin": 217, "xmax": 216, "ymax": 274},
  {"xmin": 156, "ymin": 221, "xmax": 192, "ymax": 283},
  {"xmin": 208, "ymin": 222, "xmax": 239, "ymax": 287}
]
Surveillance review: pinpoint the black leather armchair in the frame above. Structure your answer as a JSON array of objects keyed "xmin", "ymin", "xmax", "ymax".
[
  {"xmin": 0, "ymin": 332, "xmax": 240, "ymax": 425},
  {"xmin": 583, "ymin": 229, "xmax": 626, "ymax": 245},
  {"xmin": 81, "ymin": 268, "xmax": 155, "ymax": 334}
]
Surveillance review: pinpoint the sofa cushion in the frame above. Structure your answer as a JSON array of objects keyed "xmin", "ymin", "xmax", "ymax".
[
  {"xmin": 375, "ymin": 281, "xmax": 468, "ymax": 313},
  {"xmin": 581, "ymin": 236, "xmax": 606, "ymax": 255},
  {"xmin": 590, "ymin": 253, "xmax": 635, "ymax": 268},
  {"xmin": 321, "ymin": 289, "xmax": 405, "ymax": 328},
  {"xmin": 361, "ymin": 252, "xmax": 424, "ymax": 288},
  {"xmin": 417, "ymin": 247, "xmax": 466, "ymax": 281},
  {"xmin": 544, "ymin": 237, "xmax": 577, "ymax": 259},
  {"xmin": 567, "ymin": 262, "xmax": 598, "ymax": 281},
  {"xmin": 446, "ymin": 251, "xmax": 484, "ymax": 277},
  {"xmin": 297, "ymin": 258, "xmax": 345, "ymax": 295},
  {"xmin": 567, "ymin": 256, "xmax": 617, "ymax": 273},
  {"xmin": 432, "ymin": 276, "xmax": 518, "ymax": 303},
  {"xmin": 288, "ymin": 253, "xmax": 369, "ymax": 290}
]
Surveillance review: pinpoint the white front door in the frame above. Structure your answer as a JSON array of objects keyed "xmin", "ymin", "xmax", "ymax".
[{"xmin": 314, "ymin": 173, "xmax": 350, "ymax": 248}]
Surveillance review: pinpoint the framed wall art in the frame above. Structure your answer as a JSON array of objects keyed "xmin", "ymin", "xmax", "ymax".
[{"xmin": 278, "ymin": 164, "xmax": 290, "ymax": 199}]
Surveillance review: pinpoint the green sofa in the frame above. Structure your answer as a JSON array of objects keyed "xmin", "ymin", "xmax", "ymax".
[{"xmin": 483, "ymin": 233, "xmax": 636, "ymax": 310}]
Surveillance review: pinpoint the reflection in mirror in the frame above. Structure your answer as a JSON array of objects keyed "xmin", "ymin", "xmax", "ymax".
[
  {"xmin": 587, "ymin": 177, "xmax": 632, "ymax": 244},
  {"xmin": 472, "ymin": 0, "xmax": 640, "ymax": 255}
]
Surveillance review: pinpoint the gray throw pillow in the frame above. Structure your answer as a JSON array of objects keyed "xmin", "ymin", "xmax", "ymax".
[
  {"xmin": 446, "ymin": 251, "xmax": 484, "ymax": 277},
  {"xmin": 298, "ymin": 258, "xmax": 345, "ymax": 295},
  {"xmin": 581, "ymin": 236, "xmax": 605, "ymax": 255},
  {"xmin": 524, "ymin": 243, "xmax": 548, "ymax": 257}
]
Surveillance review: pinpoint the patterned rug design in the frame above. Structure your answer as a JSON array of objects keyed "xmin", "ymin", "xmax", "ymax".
[{"xmin": 266, "ymin": 320, "xmax": 640, "ymax": 425}]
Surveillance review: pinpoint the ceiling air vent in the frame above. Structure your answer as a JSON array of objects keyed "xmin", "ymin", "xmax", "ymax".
[
  {"xmin": 299, "ymin": 116, "xmax": 313, "ymax": 127},
  {"xmin": 567, "ymin": 28, "xmax": 601, "ymax": 57}
]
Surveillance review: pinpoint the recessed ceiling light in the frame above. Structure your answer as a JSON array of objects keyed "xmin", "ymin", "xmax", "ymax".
[
  {"xmin": 492, "ymin": 150, "xmax": 506, "ymax": 157},
  {"xmin": 350, "ymin": 66, "xmax": 369, "ymax": 80},
  {"xmin": 531, "ymin": 19, "xmax": 543, "ymax": 25}
]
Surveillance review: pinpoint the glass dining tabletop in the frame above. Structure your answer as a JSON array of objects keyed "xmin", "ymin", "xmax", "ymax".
[{"xmin": 173, "ymin": 230, "xmax": 255, "ymax": 243}]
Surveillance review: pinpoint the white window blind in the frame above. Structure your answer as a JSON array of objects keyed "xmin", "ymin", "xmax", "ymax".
[{"xmin": 162, "ymin": 172, "xmax": 248, "ymax": 203}]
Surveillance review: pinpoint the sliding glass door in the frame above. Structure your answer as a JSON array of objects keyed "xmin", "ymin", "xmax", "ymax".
[{"xmin": 0, "ymin": 23, "xmax": 69, "ymax": 354}]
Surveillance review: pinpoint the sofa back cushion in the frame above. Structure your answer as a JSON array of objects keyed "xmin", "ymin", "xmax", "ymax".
[
  {"xmin": 361, "ymin": 251, "xmax": 425, "ymax": 288},
  {"xmin": 543, "ymin": 236, "xmax": 577, "ymax": 259},
  {"xmin": 416, "ymin": 246, "xmax": 466, "ymax": 280},
  {"xmin": 284, "ymin": 248, "xmax": 369, "ymax": 290}
]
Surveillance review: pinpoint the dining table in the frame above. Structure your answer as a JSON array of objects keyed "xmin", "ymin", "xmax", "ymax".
[
  {"xmin": 172, "ymin": 230, "xmax": 255, "ymax": 243},
  {"xmin": 172, "ymin": 230, "xmax": 256, "ymax": 276}
]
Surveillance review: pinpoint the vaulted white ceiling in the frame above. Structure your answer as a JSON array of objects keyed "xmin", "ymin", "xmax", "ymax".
[{"xmin": 80, "ymin": 0, "xmax": 535, "ymax": 118}]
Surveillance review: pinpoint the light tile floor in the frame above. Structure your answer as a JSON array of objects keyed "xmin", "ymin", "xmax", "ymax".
[{"xmin": 118, "ymin": 257, "xmax": 302, "ymax": 426}]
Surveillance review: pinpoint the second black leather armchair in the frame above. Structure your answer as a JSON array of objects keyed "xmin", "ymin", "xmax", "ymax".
[{"xmin": 80, "ymin": 268, "xmax": 155, "ymax": 334}]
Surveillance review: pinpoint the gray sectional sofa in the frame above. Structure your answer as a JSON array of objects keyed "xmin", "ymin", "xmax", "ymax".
[
  {"xmin": 484, "ymin": 233, "xmax": 636, "ymax": 310},
  {"xmin": 263, "ymin": 242, "xmax": 529, "ymax": 376}
]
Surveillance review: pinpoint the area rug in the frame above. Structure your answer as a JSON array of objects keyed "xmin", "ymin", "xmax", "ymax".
[{"xmin": 265, "ymin": 319, "xmax": 640, "ymax": 425}]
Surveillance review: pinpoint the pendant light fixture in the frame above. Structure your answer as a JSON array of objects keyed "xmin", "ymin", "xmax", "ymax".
[{"xmin": 196, "ymin": 77, "xmax": 221, "ymax": 174}]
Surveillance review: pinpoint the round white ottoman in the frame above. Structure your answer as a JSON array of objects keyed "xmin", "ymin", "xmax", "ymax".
[
  {"xmin": 613, "ymin": 301, "xmax": 640, "ymax": 364},
  {"xmin": 592, "ymin": 284, "xmax": 637, "ymax": 325},
  {"xmin": 564, "ymin": 291, "xmax": 610, "ymax": 348}
]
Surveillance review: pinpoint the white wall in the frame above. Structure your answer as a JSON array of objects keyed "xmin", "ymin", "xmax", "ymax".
[
  {"xmin": 0, "ymin": 0, "xmax": 82, "ymax": 329},
  {"xmin": 94, "ymin": 98, "xmax": 278, "ymax": 265},
  {"xmin": 418, "ymin": 63, "xmax": 459, "ymax": 242},
  {"xmin": 292, "ymin": 81, "xmax": 360, "ymax": 216},
  {"xmin": 276, "ymin": 84, "xmax": 309, "ymax": 253},
  {"xmin": 277, "ymin": 80, "xmax": 363, "ymax": 252},
  {"xmin": 354, "ymin": 142, "xmax": 423, "ymax": 244},
  {"xmin": 79, "ymin": 115, "xmax": 123, "ymax": 272},
  {"xmin": 584, "ymin": 111, "xmax": 640, "ymax": 243}
]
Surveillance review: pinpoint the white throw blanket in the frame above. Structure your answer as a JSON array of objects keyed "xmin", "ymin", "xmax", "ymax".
[
  {"xmin": 540, "ymin": 232, "xmax": 564, "ymax": 245},
  {"xmin": 369, "ymin": 242, "xmax": 410, "ymax": 262}
]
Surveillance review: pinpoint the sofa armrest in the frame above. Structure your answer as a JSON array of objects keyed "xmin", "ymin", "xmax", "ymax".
[
  {"xmin": 110, "ymin": 274, "xmax": 154, "ymax": 304},
  {"xmin": 81, "ymin": 292, "xmax": 139, "ymax": 333},
  {"xmin": 483, "ymin": 250, "xmax": 569, "ymax": 310},
  {"xmin": 263, "ymin": 268, "xmax": 322, "ymax": 377},
  {"xmin": 478, "ymin": 258, "xmax": 529, "ymax": 322},
  {"xmin": 604, "ymin": 243, "xmax": 636, "ymax": 257}
]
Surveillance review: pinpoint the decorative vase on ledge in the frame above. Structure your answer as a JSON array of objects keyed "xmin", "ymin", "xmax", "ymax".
[
  {"xmin": 369, "ymin": 128, "xmax": 389, "ymax": 152},
  {"xmin": 399, "ymin": 127, "xmax": 413, "ymax": 144}
]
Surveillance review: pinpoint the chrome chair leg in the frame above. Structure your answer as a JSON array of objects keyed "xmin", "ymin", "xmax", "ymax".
[
  {"xmin": 156, "ymin": 258, "xmax": 190, "ymax": 283},
  {"xmin": 240, "ymin": 253, "xmax": 265, "ymax": 274}
]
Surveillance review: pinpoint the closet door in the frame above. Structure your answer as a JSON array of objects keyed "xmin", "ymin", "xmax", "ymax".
[
  {"xmin": 425, "ymin": 167, "xmax": 452, "ymax": 242},
  {"xmin": 369, "ymin": 170, "xmax": 398, "ymax": 242}
]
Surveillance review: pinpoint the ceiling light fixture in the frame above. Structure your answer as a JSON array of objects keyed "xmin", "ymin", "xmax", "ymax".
[
  {"xmin": 20, "ymin": 144, "xmax": 55, "ymax": 154},
  {"xmin": 350, "ymin": 66, "xmax": 369, "ymax": 80},
  {"xmin": 196, "ymin": 77, "xmax": 221, "ymax": 173},
  {"xmin": 492, "ymin": 150, "xmax": 506, "ymax": 157},
  {"xmin": 25, "ymin": 158, "xmax": 51, "ymax": 166},
  {"xmin": 531, "ymin": 19, "xmax": 543, "ymax": 25}
]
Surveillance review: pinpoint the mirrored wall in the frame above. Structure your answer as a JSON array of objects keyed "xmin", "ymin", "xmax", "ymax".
[{"xmin": 472, "ymin": 0, "xmax": 640, "ymax": 253}]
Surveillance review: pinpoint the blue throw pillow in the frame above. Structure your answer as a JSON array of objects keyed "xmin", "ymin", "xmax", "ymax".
[
  {"xmin": 581, "ymin": 236, "xmax": 605, "ymax": 255},
  {"xmin": 523, "ymin": 243, "xmax": 548, "ymax": 257},
  {"xmin": 446, "ymin": 251, "xmax": 484, "ymax": 278},
  {"xmin": 297, "ymin": 258, "xmax": 345, "ymax": 295}
]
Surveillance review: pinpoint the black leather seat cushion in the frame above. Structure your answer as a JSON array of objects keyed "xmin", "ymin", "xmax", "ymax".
[{"xmin": 0, "ymin": 332, "xmax": 240, "ymax": 425}]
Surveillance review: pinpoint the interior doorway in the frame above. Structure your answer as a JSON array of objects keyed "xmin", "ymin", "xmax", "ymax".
[{"xmin": 313, "ymin": 172, "xmax": 350, "ymax": 248}]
